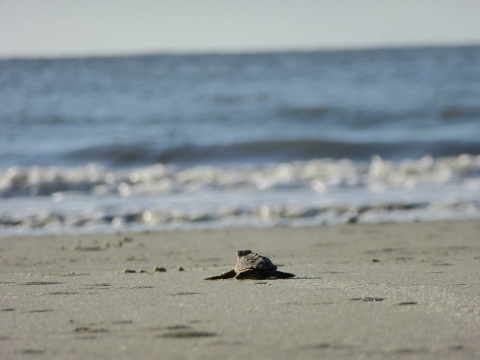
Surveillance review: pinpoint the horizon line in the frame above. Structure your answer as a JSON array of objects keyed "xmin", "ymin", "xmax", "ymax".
[{"xmin": 1, "ymin": 41, "xmax": 480, "ymax": 61}]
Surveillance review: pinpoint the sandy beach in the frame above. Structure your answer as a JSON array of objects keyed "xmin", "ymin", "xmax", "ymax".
[{"xmin": 1, "ymin": 219, "xmax": 480, "ymax": 359}]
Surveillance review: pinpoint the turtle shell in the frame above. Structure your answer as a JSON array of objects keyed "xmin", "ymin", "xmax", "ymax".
[{"xmin": 234, "ymin": 250, "xmax": 277, "ymax": 273}]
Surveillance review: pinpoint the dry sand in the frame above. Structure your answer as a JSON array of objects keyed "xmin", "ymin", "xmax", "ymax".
[{"xmin": 1, "ymin": 219, "xmax": 480, "ymax": 359}]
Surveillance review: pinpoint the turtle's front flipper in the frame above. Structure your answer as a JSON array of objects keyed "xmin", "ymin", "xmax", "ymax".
[
  {"xmin": 272, "ymin": 270, "xmax": 295, "ymax": 279},
  {"xmin": 204, "ymin": 269, "xmax": 236, "ymax": 280}
]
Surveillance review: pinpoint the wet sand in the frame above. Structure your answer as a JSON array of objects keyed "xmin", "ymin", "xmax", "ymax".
[{"xmin": 1, "ymin": 219, "xmax": 480, "ymax": 359}]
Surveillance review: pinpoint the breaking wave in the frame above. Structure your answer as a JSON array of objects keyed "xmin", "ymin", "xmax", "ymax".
[
  {"xmin": 62, "ymin": 139, "xmax": 480, "ymax": 167},
  {"xmin": 1, "ymin": 153, "xmax": 480, "ymax": 235},
  {"xmin": 2, "ymin": 153, "xmax": 480, "ymax": 198}
]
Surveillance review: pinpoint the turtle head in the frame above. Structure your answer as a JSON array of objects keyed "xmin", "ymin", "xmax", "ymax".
[{"xmin": 236, "ymin": 250, "xmax": 252, "ymax": 257}]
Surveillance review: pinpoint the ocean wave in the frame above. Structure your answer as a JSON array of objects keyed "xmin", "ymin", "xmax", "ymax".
[
  {"xmin": 2, "ymin": 154, "xmax": 480, "ymax": 236},
  {"xmin": 440, "ymin": 106, "xmax": 480, "ymax": 121},
  {"xmin": 1, "ymin": 199, "xmax": 479, "ymax": 235},
  {"xmin": 277, "ymin": 105, "xmax": 428, "ymax": 126},
  {"xmin": 1, "ymin": 154, "xmax": 480, "ymax": 199},
  {"xmin": 200, "ymin": 91, "xmax": 267, "ymax": 103},
  {"xmin": 62, "ymin": 139, "xmax": 480, "ymax": 167},
  {"xmin": 277, "ymin": 105, "xmax": 332, "ymax": 121},
  {"xmin": 278, "ymin": 104, "xmax": 480, "ymax": 126}
]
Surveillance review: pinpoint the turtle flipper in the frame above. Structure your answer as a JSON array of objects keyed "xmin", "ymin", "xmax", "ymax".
[
  {"xmin": 272, "ymin": 270, "xmax": 295, "ymax": 279},
  {"xmin": 204, "ymin": 269, "xmax": 236, "ymax": 280}
]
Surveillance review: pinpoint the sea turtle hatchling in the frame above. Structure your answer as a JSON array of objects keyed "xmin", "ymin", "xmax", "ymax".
[{"xmin": 204, "ymin": 250, "xmax": 295, "ymax": 280}]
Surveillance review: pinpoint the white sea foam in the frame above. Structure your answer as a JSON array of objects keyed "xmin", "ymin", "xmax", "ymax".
[
  {"xmin": 1, "ymin": 154, "xmax": 480, "ymax": 236},
  {"xmin": 1, "ymin": 154, "xmax": 479, "ymax": 198}
]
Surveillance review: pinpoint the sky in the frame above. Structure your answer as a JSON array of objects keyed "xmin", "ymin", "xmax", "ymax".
[{"xmin": 1, "ymin": 0, "xmax": 480, "ymax": 58}]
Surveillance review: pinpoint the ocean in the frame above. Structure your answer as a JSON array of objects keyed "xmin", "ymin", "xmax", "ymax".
[{"xmin": 1, "ymin": 46, "xmax": 480, "ymax": 236}]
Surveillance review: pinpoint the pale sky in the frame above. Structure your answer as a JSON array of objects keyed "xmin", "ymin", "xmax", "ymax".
[{"xmin": 1, "ymin": 0, "xmax": 480, "ymax": 58}]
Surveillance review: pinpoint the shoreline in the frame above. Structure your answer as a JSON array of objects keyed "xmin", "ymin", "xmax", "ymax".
[
  {"xmin": 3, "ymin": 211, "xmax": 480, "ymax": 239},
  {"xmin": 1, "ymin": 219, "xmax": 480, "ymax": 359}
]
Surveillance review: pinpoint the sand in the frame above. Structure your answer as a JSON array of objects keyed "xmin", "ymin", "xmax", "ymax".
[{"xmin": 1, "ymin": 219, "xmax": 480, "ymax": 359}]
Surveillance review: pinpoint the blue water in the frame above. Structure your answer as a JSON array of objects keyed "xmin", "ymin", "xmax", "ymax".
[{"xmin": 1, "ymin": 46, "xmax": 480, "ymax": 235}]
